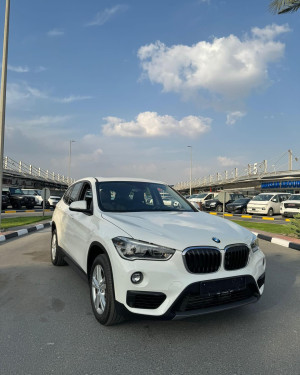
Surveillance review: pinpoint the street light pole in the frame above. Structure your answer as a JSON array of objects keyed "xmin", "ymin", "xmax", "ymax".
[
  {"xmin": 0, "ymin": 0, "xmax": 10, "ymax": 230},
  {"xmin": 187, "ymin": 146, "xmax": 192, "ymax": 196},
  {"xmin": 68, "ymin": 140, "xmax": 75, "ymax": 184}
]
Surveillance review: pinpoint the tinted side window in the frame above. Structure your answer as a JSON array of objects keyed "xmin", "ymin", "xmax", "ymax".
[
  {"xmin": 69, "ymin": 183, "xmax": 84, "ymax": 204},
  {"xmin": 63, "ymin": 186, "xmax": 73, "ymax": 205}
]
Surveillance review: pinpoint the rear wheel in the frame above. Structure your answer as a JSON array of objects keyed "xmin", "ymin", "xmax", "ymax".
[
  {"xmin": 90, "ymin": 254, "xmax": 124, "ymax": 326},
  {"xmin": 51, "ymin": 230, "xmax": 67, "ymax": 266},
  {"xmin": 216, "ymin": 205, "xmax": 223, "ymax": 213}
]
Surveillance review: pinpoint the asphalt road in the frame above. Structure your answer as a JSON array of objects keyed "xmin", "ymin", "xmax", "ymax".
[{"xmin": 0, "ymin": 230, "xmax": 299, "ymax": 375}]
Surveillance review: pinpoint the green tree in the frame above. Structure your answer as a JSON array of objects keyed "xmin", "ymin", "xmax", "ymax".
[{"xmin": 270, "ymin": 0, "xmax": 300, "ymax": 14}]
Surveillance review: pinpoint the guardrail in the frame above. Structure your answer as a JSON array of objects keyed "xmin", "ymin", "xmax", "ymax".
[{"xmin": 3, "ymin": 156, "xmax": 75, "ymax": 185}]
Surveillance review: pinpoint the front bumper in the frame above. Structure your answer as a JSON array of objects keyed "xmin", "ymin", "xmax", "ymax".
[
  {"xmin": 281, "ymin": 208, "xmax": 300, "ymax": 217},
  {"xmin": 111, "ymin": 246, "xmax": 266, "ymax": 319}
]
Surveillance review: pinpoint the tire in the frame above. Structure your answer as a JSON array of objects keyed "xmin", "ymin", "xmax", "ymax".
[
  {"xmin": 216, "ymin": 205, "xmax": 223, "ymax": 213},
  {"xmin": 89, "ymin": 254, "xmax": 124, "ymax": 326},
  {"xmin": 242, "ymin": 207, "xmax": 247, "ymax": 214},
  {"xmin": 51, "ymin": 230, "xmax": 67, "ymax": 266},
  {"xmin": 15, "ymin": 201, "xmax": 21, "ymax": 209},
  {"xmin": 267, "ymin": 208, "xmax": 274, "ymax": 216}
]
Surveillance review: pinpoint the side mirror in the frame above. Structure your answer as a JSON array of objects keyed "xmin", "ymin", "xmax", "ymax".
[
  {"xmin": 271, "ymin": 199, "xmax": 277, "ymax": 202},
  {"xmin": 69, "ymin": 200, "xmax": 91, "ymax": 213}
]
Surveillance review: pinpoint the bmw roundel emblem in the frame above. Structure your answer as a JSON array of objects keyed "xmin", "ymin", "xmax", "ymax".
[{"xmin": 212, "ymin": 237, "xmax": 221, "ymax": 243}]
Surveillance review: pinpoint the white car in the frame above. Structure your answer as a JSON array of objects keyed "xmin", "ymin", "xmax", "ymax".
[
  {"xmin": 280, "ymin": 194, "xmax": 300, "ymax": 218},
  {"xmin": 48, "ymin": 195, "xmax": 61, "ymax": 207},
  {"xmin": 51, "ymin": 177, "xmax": 266, "ymax": 326},
  {"xmin": 22, "ymin": 189, "xmax": 43, "ymax": 205},
  {"xmin": 188, "ymin": 192, "xmax": 217, "ymax": 206},
  {"xmin": 247, "ymin": 192, "xmax": 290, "ymax": 216}
]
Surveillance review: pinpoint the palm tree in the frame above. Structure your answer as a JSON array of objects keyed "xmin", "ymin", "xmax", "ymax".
[{"xmin": 270, "ymin": 0, "xmax": 300, "ymax": 14}]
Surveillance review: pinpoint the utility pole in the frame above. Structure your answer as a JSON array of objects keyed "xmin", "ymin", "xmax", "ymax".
[
  {"xmin": 0, "ymin": 0, "xmax": 10, "ymax": 230},
  {"xmin": 187, "ymin": 146, "xmax": 192, "ymax": 196},
  {"xmin": 68, "ymin": 140, "xmax": 75, "ymax": 184},
  {"xmin": 288, "ymin": 149, "xmax": 292, "ymax": 171}
]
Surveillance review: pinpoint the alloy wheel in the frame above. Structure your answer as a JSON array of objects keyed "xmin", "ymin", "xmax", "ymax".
[{"xmin": 92, "ymin": 265, "xmax": 107, "ymax": 314}]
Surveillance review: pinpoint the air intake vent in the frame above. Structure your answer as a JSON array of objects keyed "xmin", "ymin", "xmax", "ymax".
[
  {"xmin": 183, "ymin": 247, "xmax": 221, "ymax": 273},
  {"xmin": 126, "ymin": 291, "xmax": 166, "ymax": 309},
  {"xmin": 224, "ymin": 245, "xmax": 249, "ymax": 270}
]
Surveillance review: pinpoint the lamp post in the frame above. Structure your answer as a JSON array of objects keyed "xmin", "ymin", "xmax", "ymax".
[
  {"xmin": 68, "ymin": 140, "xmax": 75, "ymax": 184},
  {"xmin": 0, "ymin": 0, "xmax": 10, "ymax": 230},
  {"xmin": 187, "ymin": 146, "xmax": 192, "ymax": 196}
]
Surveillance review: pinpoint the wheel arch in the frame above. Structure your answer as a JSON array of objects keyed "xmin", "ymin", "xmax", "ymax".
[{"xmin": 87, "ymin": 242, "xmax": 109, "ymax": 280}]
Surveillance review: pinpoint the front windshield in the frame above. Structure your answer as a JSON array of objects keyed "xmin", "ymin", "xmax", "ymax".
[
  {"xmin": 233, "ymin": 198, "xmax": 249, "ymax": 204},
  {"xmin": 288, "ymin": 195, "xmax": 300, "ymax": 201},
  {"xmin": 195, "ymin": 193, "xmax": 207, "ymax": 198},
  {"xmin": 10, "ymin": 188, "xmax": 23, "ymax": 195},
  {"xmin": 252, "ymin": 194, "xmax": 273, "ymax": 202},
  {"xmin": 97, "ymin": 181, "xmax": 195, "ymax": 212}
]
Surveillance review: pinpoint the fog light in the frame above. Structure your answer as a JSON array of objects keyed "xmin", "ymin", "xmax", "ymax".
[{"xmin": 131, "ymin": 272, "xmax": 143, "ymax": 284}]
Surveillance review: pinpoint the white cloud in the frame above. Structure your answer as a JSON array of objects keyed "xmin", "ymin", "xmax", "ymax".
[
  {"xmin": 251, "ymin": 23, "xmax": 290, "ymax": 40},
  {"xmin": 35, "ymin": 66, "xmax": 47, "ymax": 73},
  {"xmin": 56, "ymin": 95, "xmax": 93, "ymax": 103},
  {"xmin": 6, "ymin": 82, "xmax": 91, "ymax": 108},
  {"xmin": 217, "ymin": 156, "xmax": 240, "ymax": 167},
  {"xmin": 15, "ymin": 115, "xmax": 72, "ymax": 127},
  {"xmin": 138, "ymin": 24, "xmax": 290, "ymax": 103},
  {"xmin": 102, "ymin": 112, "xmax": 211, "ymax": 138},
  {"xmin": 226, "ymin": 111, "xmax": 246, "ymax": 125},
  {"xmin": 47, "ymin": 29, "xmax": 64, "ymax": 37},
  {"xmin": 86, "ymin": 5, "xmax": 128, "ymax": 26},
  {"xmin": 8, "ymin": 65, "xmax": 29, "ymax": 73}
]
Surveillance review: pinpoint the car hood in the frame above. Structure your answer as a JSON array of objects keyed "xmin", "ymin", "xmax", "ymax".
[
  {"xmin": 101, "ymin": 211, "xmax": 253, "ymax": 251},
  {"xmin": 248, "ymin": 201, "xmax": 269, "ymax": 206}
]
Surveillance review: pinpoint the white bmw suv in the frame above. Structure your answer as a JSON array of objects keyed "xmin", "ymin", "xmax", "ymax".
[{"xmin": 51, "ymin": 178, "xmax": 266, "ymax": 325}]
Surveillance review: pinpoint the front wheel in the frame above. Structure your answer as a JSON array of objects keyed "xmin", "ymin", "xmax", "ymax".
[
  {"xmin": 242, "ymin": 207, "xmax": 247, "ymax": 214},
  {"xmin": 216, "ymin": 205, "xmax": 223, "ymax": 213},
  {"xmin": 51, "ymin": 230, "xmax": 67, "ymax": 266},
  {"xmin": 267, "ymin": 208, "xmax": 274, "ymax": 216},
  {"xmin": 90, "ymin": 254, "xmax": 124, "ymax": 326}
]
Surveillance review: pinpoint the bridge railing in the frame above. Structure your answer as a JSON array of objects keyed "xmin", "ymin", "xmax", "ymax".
[{"xmin": 3, "ymin": 156, "xmax": 75, "ymax": 185}]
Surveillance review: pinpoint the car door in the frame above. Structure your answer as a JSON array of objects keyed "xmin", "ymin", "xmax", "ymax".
[
  {"xmin": 64, "ymin": 182, "xmax": 96, "ymax": 271},
  {"xmin": 62, "ymin": 182, "xmax": 84, "ymax": 256},
  {"xmin": 271, "ymin": 194, "xmax": 280, "ymax": 214}
]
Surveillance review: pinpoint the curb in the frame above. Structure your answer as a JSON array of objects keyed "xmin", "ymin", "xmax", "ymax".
[
  {"xmin": 208, "ymin": 211, "xmax": 291, "ymax": 222},
  {"xmin": 1, "ymin": 209, "xmax": 54, "ymax": 214},
  {"xmin": 252, "ymin": 231, "xmax": 300, "ymax": 251},
  {"xmin": 0, "ymin": 222, "xmax": 51, "ymax": 243}
]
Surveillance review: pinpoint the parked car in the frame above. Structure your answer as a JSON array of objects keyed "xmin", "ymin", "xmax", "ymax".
[
  {"xmin": 22, "ymin": 188, "xmax": 51, "ymax": 208},
  {"xmin": 203, "ymin": 193, "xmax": 245, "ymax": 212},
  {"xmin": 280, "ymin": 194, "xmax": 300, "ymax": 218},
  {"xmin": 22, "ymin": 189, "xmax": 43, "ymax": 205},
  {"xmin": 188, "ymin": 192, "xmax": 217, "ymax": 207},
  {"xmin": 3, "ymin": 187, "xmax": 36, "ymax": 209},
  {"xmin": 48, "ymin": 195, "xmax": 61, "ymax": 207},
  {"xmin": 51, "ymin": 177, "xmax": 266, "ymax": 326},
  {"xmin": 226, "ymin": 198, "xmax": 252, "ymax": 214},
  {"xmin": 2, "ymin": 194, "xmax": 10, "ymax": 210},
  {"xmin": 247, "ymin": 193, "xmax": 290, "ymax": 216}
]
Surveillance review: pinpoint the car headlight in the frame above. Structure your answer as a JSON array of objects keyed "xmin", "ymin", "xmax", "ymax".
[
  {"xmin": 210, "ymin": 202, "xmax": 217, "ymax": 207},
  {"xmin": 235, "ymin": 205, "xmax": 242, "ymax": 208},
  {"xmin": 250, "ymin": 237, "xmax": 259, "ymax": 253},
  {"xmin": 112, "ymin": 237, "xmax": 176, "ymax": 261}
]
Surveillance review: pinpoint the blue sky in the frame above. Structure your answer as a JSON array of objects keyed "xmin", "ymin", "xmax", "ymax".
[{"xmin": 2, "ymin": 0, "xmax": 300, "ymax": 184}]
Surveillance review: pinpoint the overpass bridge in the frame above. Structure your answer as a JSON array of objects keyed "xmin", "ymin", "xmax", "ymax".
[
  {"xmin": 2, "ymin": 156, "xmax": 75, "ymax": 190},
  {"xmin": 174, "ymin": 151, "xmax": 300, "ymax": 195}
]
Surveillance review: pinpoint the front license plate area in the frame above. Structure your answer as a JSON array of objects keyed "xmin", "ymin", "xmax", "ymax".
[{"xmin": 200, "ymin": 277, "xmax": 246, "ymax": 296}]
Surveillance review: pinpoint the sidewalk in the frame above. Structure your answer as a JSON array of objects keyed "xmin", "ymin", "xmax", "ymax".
[
  {"xmin": 0, "ymin": 219, "xmax": 52, "ymax": 242},
  {"xmin": 252, "ymin": 229, "xmax": 300, "ymax": 251}
]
